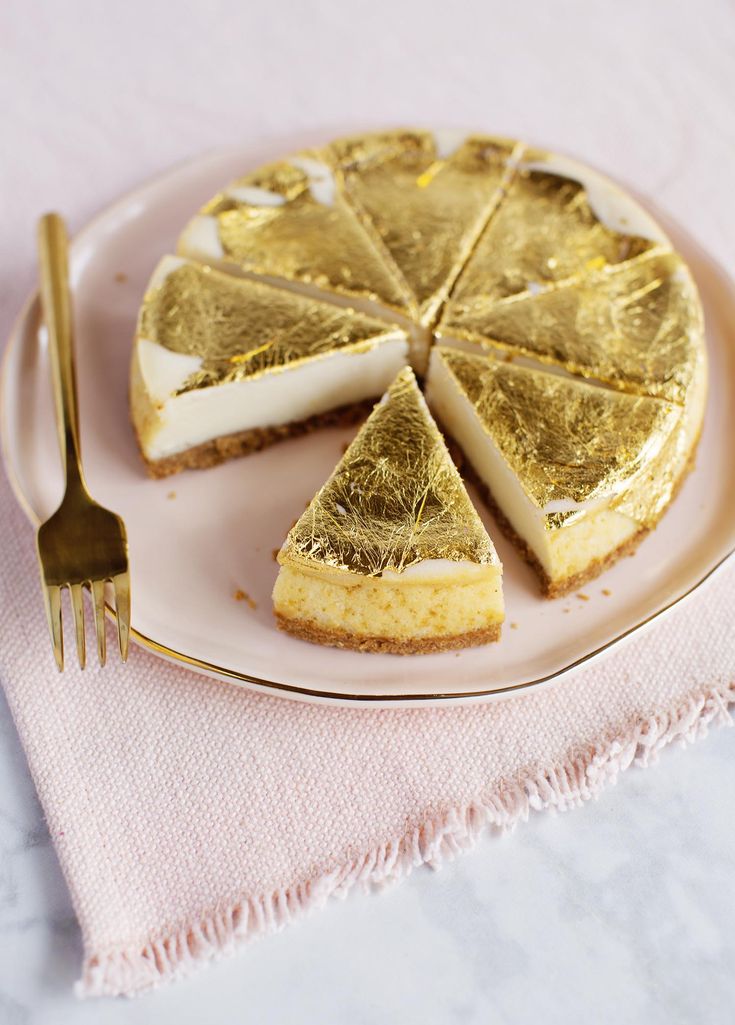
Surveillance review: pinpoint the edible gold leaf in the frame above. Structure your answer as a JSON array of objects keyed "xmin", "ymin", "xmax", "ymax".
[
  {"xmin": 447, "ymin": 167, "xmax": 657, "ymax": 306},
  {"xmin": 433, "ymin": 347, "xmax": 682, "ymax": 528},
  {"xmin": 281, "ymin": 367, "xmax": 499, "ymax": 576},
  {"xmin": 138, "ymin": 260, "xmax": 405, "ymax": 391},
  {"xmin": 440, "ymin": 252, "xmax": 703, "ymax": 405},
  {"xmin": 185, "ymin": 152, "xmax": 413, "ymax": 317},
  {"xmin": 333, "ymin": 130, "xmax": 520, "ymax": 326}
]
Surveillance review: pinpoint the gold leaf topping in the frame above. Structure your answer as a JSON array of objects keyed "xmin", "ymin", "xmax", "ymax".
[
  {"xmin": 334, "ymin": 130, "xmax": 519, "ymax": 325},
  {"xmin": 138, "ymin": 260, "xmax": 405, "ymax": 391},
  {"xmin": 447, "ymin": 167, "xmax": 658, "ymax": 306},
  {"xmin": 440, "ymin": 252, "xmax": 703, "ymax": 405},
  {"xmin": 433, "ymin": 347, "xmax": 682, "ymax": 528},
  {"xmin": 280, "ymin": 367, "xmax": 499, "ymax": 576},
  {"xmin": 188, "ymin": 152, "xmax": 413, "ymax": 316}
]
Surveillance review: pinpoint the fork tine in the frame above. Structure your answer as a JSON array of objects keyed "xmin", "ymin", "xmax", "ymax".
[
  {"xmin": 91, "ymin": 579, "xmax": 107, "ymax": 667},
  {"xmin": 70, "ymin": 583, "xmax": 86, "ymax": 669},
  {"xmin": 112, "ymin": 572, "xmax": 130, "ymax": 662},
  {"xmin": 42, "ymin": 584, "xmax": 64, "ymax": 672}
]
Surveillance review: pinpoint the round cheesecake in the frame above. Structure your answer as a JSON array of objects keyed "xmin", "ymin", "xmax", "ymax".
[{"xmin": 130, "ymin": 128, "xmax": 706, "ymax": 631}]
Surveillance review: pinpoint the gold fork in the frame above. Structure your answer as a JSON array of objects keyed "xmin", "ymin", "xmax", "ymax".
[{"xmin": 36, "ymin": 212, "xmax": 130, "ymax": 670}]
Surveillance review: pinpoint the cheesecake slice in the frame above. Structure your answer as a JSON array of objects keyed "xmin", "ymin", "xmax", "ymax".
[
  {"xmin": 441, "ymin": 154, "xmax": 662, "ymax": 308},
  {"xmin": 333, "ymin": 130, "xmax": 520, "ymax": 334},
  {"xmin": 439, "ymin": 250, "xmax": 704, "ymax": 406},
  {"xmin": 426, "ymin": 347, "xmax": 689, "ymax": 597},
  {"xmin": 273, "ymin": 367, "xmax": 504, "ymax": 653},
  {"xmin": 131, "ymin": 256, "xmax": 409, "ymax": 476}
]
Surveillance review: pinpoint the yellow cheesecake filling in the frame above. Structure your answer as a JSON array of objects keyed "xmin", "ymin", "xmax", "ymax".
[{"xmin": 273, "ymin": 561, "xmax": 504, "ymax": 642}]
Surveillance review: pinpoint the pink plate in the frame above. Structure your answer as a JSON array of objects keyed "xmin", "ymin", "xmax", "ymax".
[{"xmin": 2, "ymin": 143, "xmax": 735, "ymax": 705}]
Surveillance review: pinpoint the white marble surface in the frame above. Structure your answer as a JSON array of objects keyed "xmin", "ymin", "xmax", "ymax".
[
  {"xmin": 1, "ymin": 685, "xmax": 734, "ymax": 1024},
  {"xmin": 2, "ymin": 0, "xmax": 735, "ymax": 1020}
]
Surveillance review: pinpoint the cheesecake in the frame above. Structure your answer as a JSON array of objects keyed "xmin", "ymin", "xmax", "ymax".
[
  {"xmin": 129, "ymin": 128, "xmax": 707, "ymax": 633},
  {"xmin": 131, "ymin": 256, "xmax": 409, "ymax": 476},
  {"xmin": 273, "ymin": 367, "xmax": 504, "ymax": 653},
  {"xmin": 425, "ymin": 347, "xmax": 698, "ymax": 596}
]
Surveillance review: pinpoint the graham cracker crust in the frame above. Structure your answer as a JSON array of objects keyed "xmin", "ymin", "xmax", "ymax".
[
  {"xmin": 453, "ymin": 436, "xmax": 699, "ymax": 600},
  {"xmin": 138, "ymin": 399, "xmax": 374, "ymax": 479},
  {"xmin": 275, "ymin": 613, "xmax": 502, "ymax": 655}
]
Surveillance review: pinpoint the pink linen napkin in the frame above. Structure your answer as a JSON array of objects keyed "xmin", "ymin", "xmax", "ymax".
[{"xmin": 1, "ymin": 465, "xmax": 733, "ymax": 999}]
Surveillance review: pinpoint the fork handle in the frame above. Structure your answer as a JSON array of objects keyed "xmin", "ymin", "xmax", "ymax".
[{"xmin": 38, "ymin": 213, "xmax": 85, "ymax": 490}]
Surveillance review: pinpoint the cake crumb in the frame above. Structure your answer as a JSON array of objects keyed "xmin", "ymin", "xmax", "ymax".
[
  {"xmin": 234, "ymin": 589, "xmax": 257, "ymax": 610},
  {"xmin": 510, "ymin": 622, "xmax": 518, "ymax": 630},
  {"xmin": 576, "ymin": 592, "xmax": 590, "ymax": 602},
  {"xmin": 602, "ymin": 588, "xmax": 612, "ymax": 597},
  {"xmin": 167, "ymin": 491, "xmax": 176, "ymax": 500},
  {"xmin": 563, "ymin": 608, "xmax": 570, "ymax": 614},
  {"xmin": 114, "ymin": 271, "xmax": 128, "ymax": 283}
]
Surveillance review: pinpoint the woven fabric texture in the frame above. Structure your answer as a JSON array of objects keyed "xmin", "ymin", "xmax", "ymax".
[{"xmin": 1, "ymin": 465, "xmax": 733, "ymax": 996}]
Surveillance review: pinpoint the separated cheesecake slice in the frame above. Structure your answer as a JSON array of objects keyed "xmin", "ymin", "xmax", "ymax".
[
  {"xmin": 131, "ymin": 256, "xmax": 409, "ymax": 477},
  {"xmin": 273, "ymin": 367, "xmax": 503, "ymax": 653},
  {"xmin": 426, "ymin": 347, "xmax": 689, "ymax": 597}
]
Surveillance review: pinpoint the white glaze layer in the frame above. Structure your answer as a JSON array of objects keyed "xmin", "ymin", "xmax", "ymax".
[
  {"xmin": 521, "ymin": 153, "xmax": 670, "ymax": 244},
  {"xmin": 134, "ymin": 334, "xmax": 409, "ymax": 460}
]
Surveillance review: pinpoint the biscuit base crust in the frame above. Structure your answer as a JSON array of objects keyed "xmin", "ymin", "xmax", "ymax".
[
  {"xmin": 275, "ymin": 613, "xmax": 502, "ymax": 655},
  {"xmin": 461, "ymin": 450, "xmax": 697, "ymax": 599}
]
